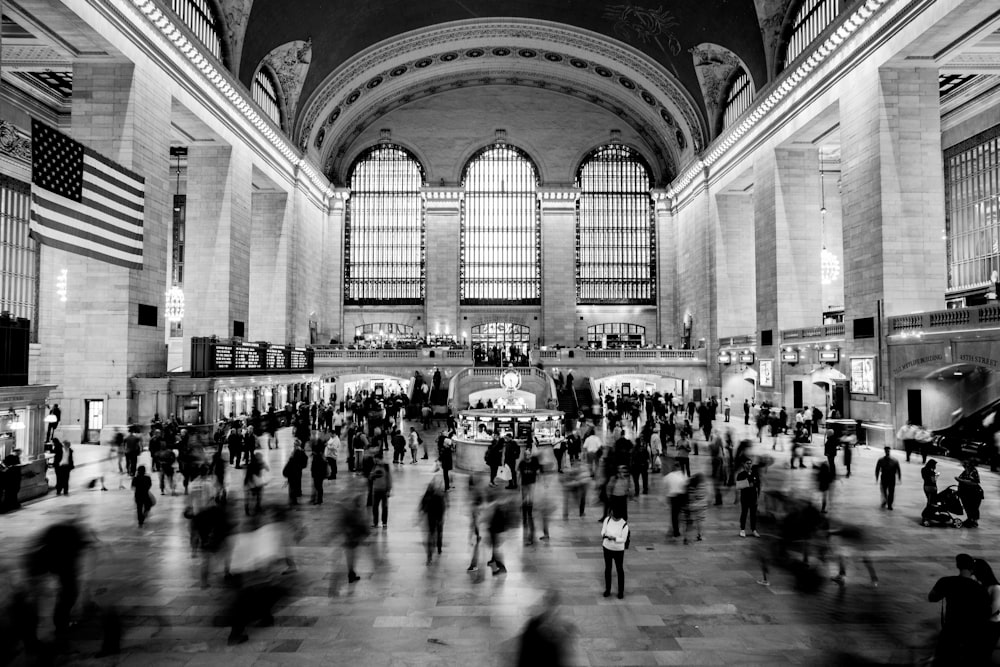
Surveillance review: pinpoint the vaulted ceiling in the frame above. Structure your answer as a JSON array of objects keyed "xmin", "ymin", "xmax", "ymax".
[{"xmin": 233, "ymin": 0, "xmax": 778, "ymax": 184}]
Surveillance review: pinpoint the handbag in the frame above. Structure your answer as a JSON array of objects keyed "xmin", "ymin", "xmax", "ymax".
[
  {"xmin": 496, "ymin": 466, "xmax": 512, "ymax": 482},
  {"xmin": 148, "ymin": 492, "xmax": 157, "ymax": 507}
]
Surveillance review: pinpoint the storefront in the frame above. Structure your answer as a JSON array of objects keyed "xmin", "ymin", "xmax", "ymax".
[{"xmin": 0, "ymin": 384, "xmax": 55, "ymax": 503}]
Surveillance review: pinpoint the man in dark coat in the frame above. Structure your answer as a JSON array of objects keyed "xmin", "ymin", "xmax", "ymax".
[{"xmin": 503, "ymin": 434, "xmax": 520, "ymax": 490}]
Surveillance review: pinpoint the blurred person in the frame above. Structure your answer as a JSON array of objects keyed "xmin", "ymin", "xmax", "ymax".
[
  {"xmin": 504, "ymin": 433, "xmax": 520, "ymax": 489},
  {"xmin": 629, "ymin": 436, "xmax": 650, "ymax": 495},
  {"xmin": 562, "ymin": 458, "xmax": 590, "ymax": 519},
  {"xmin": 338, "ymin": 490, "xmax": 371, "ymax": 584},
  {"xmin": 824, "ymin": 429, "xmax": 839, "ymax": 476},
  {"xmin": 675, "ymin": 433, "xmax": 692, "ymax": 476},
  {"xmin": 487, "ymin": 489, "xmax": 511, "ymax": 575},
  {"xmin": 486, "ymin": 435, "xmax": 504, "ymax": 486},
  {"xmin": 600, "ymin": 504, "xmax": 630, "ymax": 599},
  {"xmin": 973, "ymin": 558, "xmax": 1000, "ymax": 662},
  {"xmin": 583, "ymin": 430, "xmax": 602, "ymax": 477},
  {"xmin": 516, "ymin": 590, "xmax": 573, "ymax": 667},
  {"xmin": 519, "ymin": 450, "xmax": 540, "ymax": 544},
  {"xmin": 605, "ymin": 464, "xmax": 634, "ymax": 522},
  {"xmin": 439, "ymin": 432, "xmax": 456, "ymax": 491},
  {"xmin": 956, "ymin": 459, "xmax": 984, "ymax": 528},
  {"xmin": 842, "ymin": 434, "xmax": 855, "ymax": 478},
  {"xmin": 282, "ymin": 441, "xmax": 308, "ymax": 506},
  {"xmin": 211, "ymin": 446, "xmax": 227, "ymax": 500},
  {"xmin": 816, "ymin": 459, "xmax": 834, "ymax": 513},
  {"xmin": 124, "ymin": 428, "xmax": 142, "ymax": 477},
  {"xmin": 683, "ymin": 473, "xmax": 707, "ymax": 544},
  {"xmin": 928, "ymin": 553, "xmax": 990, "ymax": 665},
  {"xmin": 535, "ymin": 473, "xmax": 555, "ymax": 541},
  {"xmin": 420, "ymin": 466, "xmax": 447, "ymax": 563},
  {"xmin": 310, "ymin": 447, "xmax": 328, "ymax": 505},
  {"xmin": 737, "ymin": 458, "xmax": 761, "ymax": 538},
  {"xmin": 408, "ymin": 427, "xmax": 420, "ymax": 464},
  {"xmin": 132, "ymin": 465, "xmax": 154, "ymax": 526},
  {"xmin": 664, "ymin": 460, "xmax": 687, "ymax": 539},
  {"xmin": 244, "ymin": 450, "xmax": 268, "ymax": 516},
  {"xmin": 874, "ymin": 446, "xmax": 901, "ymax": 511},
  {"xmin": 157, "ymin": 445, "xmax": 177, "ymax": 495},
  {"xmin": 467, "ymin": 476, "xmax": 488, "ymax": 574},
  {"xmin": 325, "ymin": 429, "xmax": 340, "ymax": 480}
]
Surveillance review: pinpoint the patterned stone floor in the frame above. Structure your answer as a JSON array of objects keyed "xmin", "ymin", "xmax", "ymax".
[{"xmin": 2, "ymin": 420, "xmax": 999, "ymax": 666}]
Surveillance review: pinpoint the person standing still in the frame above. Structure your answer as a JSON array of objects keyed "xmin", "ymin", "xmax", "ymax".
[
  {"xmin": 743, "ymin": 399, "xmax": 750, "ymax": 426},
  {"xmin": 956, "ymin": 459, "xmax": 983, "ymax": 528},
  {"xmin": 601, "ymin": 505, "xmax": 629, "ymax": 599},
  {"xmin": 370, "ymin": 455, "xmax": 391, "ymax": 529},
  {"xmin": 874, "ymin": 446, "xmax": 901, "ymax": 510},
  {"xmin": 664, "ymin": 461, "xmax": 688, "ymax": 539},
  {"xmin": 737, "ymin": 458, "xmax": 761, "ymax": 538},
  {"xmin": 132, "ymin": 466, "xmax": 153, "ymax": 526}
]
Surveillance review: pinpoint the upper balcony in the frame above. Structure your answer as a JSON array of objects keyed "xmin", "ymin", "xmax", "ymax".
[
  {"xmin": 888, "ymin": 304, "xmax": 1000, "ymax": 338},
  {"xmin": 312, "ymin": 346, "xmax": 707, "ymax": 368}
]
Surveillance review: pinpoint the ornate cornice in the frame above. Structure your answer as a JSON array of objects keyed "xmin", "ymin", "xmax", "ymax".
[
  {"xmin": 0, "ymin": 121, "xmax": 32, "ymax": 162},
  {"xmin": 296, "ymin": 19, "xmax": 707, "ymax": 163}
]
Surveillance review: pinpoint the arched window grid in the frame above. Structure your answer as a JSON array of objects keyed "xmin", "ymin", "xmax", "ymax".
[
  {"xmin": 722, "ymin": 69, "xmax": 754, "ymax": 130},
  {"xmin": 252, "ymin": 67, "xmax": 282, "ymax": 126},
  {"xmin": 171, "ymin": 0, "xmax": 223, "ymax": 62},
  {"xmin": 784, "ymin": 0, "xmax": 841, "ymax": 68},
  {"xmin": 587, "ymin": 323, "xmax": 646, "ymax": 348},
  {"xmin": 345, "ymin": 144, "xmax": 426, "ymax": 304},
  {"xmin": 575, "ymin": 144, "xmax": 655, "ymax": 305},
  {"xmin": 460, "ymin": 144, "xmax": 541, "ymax": 305},
  {"xmin": 471, "ymin": 322, "xmax": 531, "ymax": 366}
]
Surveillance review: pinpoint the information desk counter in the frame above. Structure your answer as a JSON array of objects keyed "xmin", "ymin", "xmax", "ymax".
[{"xmin": 452, "ymin": 408, "xmax": 564, "ymax": 473}]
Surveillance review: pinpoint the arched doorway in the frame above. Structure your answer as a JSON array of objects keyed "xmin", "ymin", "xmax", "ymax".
[{"xmin": 472, "ymin": 322, "xmax": 530, "ymax": 366}]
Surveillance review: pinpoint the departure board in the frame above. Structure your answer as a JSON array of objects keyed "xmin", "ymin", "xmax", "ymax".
[{"xmin": 191, "ymin": 338, "xmax": 314, "ymax": 377}]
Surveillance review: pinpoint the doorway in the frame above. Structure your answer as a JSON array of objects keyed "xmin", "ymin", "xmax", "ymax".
[
  {"xmin": 793, "ymin": 381, "xmax": 803, "ymax": 409},
  {"xmin": 907, "ymin": 389, "xmax": 922, "ymax": 426},
  {"xmin": 84, "ymin": 399, "xmax": 104, "ymax": 443}
]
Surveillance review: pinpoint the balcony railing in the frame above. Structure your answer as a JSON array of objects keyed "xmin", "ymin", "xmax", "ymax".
[
  {"xmin": 781, "ymin": 323, "xmax": 846, "ymax": 341},
  {"xmin": 312, "ymin": 346, "xmax": 706, "ymax": 365},
  {"xmin": 889, "ymin": 304, "xmax": 1000, "ymax": 334},
  {"xmin": 718, "ymin": 334, "xmax": 755, "ymax": 348}
]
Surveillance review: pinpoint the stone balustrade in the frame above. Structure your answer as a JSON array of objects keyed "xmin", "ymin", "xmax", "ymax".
[{"xmin": 889, "ymin": 304, "xmax": 1000, "ymax": 333}]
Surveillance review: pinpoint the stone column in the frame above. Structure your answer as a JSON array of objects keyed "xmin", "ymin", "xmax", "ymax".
[
  {"xmin": 652, "ymin": 189, "xmax": 676, "ymax": 345},
  {"xmin": 249, "ymin": 189, "xmax": 290, "ymax": 343},
  {"xmin": 538, "ymin": 186, "xmax": 580, "ymax": 346},
  {"xmin": 714, "ymin": 191, "xmax": 755, "ymax": 338},
  {"xmin": 36, "ymin": 60, "xmax": 171, "ymax": 432},
  {"xmin": 182, "ymin": 144, "xmax": 253, "ymax": 366},
  {"xmin": 422, "ymin": 187, "xmax": 463, "ymax": 339}
]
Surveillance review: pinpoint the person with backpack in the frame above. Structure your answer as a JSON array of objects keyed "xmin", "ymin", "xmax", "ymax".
[
  {"xmin": 369, "ymin": 454, "xmax": 392, "ymax": 529},
  {"xmin": 601, "ymin": 504, "xmax": 630, "ymax": 599}
]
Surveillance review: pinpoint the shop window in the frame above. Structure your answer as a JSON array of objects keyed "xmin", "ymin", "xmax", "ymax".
[
  {"xmin": 461, "ymin": 144, "xmax": 540, "ymax": 304},
  {"xmin": 576, "ymin": 144, "xmax": 654, "ymax": 304},
  {"xmin": 345, "ymin": 144, "xmax": 425, "ymax": 303},
  {"xmin": 587, "ymin": 323, "xmax": 646, "ymax": 348}
]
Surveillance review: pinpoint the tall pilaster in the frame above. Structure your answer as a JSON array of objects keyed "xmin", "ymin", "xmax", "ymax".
[
  {"xmin": 37, "ymin": 60, "xmax": 171, "ymax": 432},
  {"xmin": 538, "ymin": 186, "xmax": 580, "ymax": 346},
  {"xmin": 183, "ymin": 144, "xmax": 252, "ymax": 364},
  {"xmin": 324, "ymin": 189, "xmax": 349, "ymax": 343},
  {"xmin": 423, "ymin": 187, "xmax": 463, "ymax": 339},
  {"xmin": 714, "ymin": 191, "xmax": 755, "ymax": 338},
  {"xmin": 652, "ymin": 190, "xmax": 677, "ymax": 345},
  {"xmin": 249, "ymin": 189, "xmax": 291, "ymax": 343}
]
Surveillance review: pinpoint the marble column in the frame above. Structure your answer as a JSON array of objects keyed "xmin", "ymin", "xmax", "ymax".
[
  {"xmin": 538, "ymin": 186, "xmax": 580, "ymax": 346},
  {"xmin": 422, "ymin": 187, "xmax": 463, "ymax": 339}
]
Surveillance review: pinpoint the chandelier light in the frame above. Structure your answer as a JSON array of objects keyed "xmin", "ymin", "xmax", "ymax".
[
  {"xmin": 821, "ymin": 247, "xmax": 841, "ymax": 285},
  {"xmin": 165, "ymin": 285, "xmax": 185, "ymax": 323},
  {"xmin": 819, "ymin": 153, "xmax": 840, "ymax": 286}
]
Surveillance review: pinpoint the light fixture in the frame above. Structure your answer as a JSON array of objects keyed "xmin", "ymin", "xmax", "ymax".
[
  {"xmin": 819, "ymin": 152, "xmax": 841, "ymax": 285},
  {"xmin": 172, "ymin": 148, "xmax": 183, "ymax": 211},
  {"xmin": 56, "ymin": 268, "xmax": 68, "ymax": 302},
  {"xmin": 6, "ymin": 409, "xmax": 24, "ymax": 431},
  {"xmin": 165, "ymin": 285, "xmax": 185, "ymax": 323}
]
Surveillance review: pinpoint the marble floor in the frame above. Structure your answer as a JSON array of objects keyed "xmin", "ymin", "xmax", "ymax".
[{"xmin": 2, "ymin": 421, "xmax": 998, "ymax": 666}]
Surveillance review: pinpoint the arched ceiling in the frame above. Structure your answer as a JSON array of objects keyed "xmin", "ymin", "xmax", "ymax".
[{"xmin": 235, "ymin": 3, "xmax": 773, "ymax": 185}]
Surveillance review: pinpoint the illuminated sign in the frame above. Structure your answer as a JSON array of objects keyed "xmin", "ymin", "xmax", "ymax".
[
  {"xmin": 718, "ymin": 352, "xmax": 732, "ymax": 364},
  {"xmin": 191, "ymin": 338, "xmax": 314, "ymax": 378},
  {"xmin": 819, "ymin": 349, "xmax": 840, "ymax": 363},
  {"xmin": 759, "ymin": 359, "xmax": 774, "ymax": 387},
  {"xmin": 738, "ymin": 352, "xmax": 756, "ymax": 364},
  {"xmin": 850, "ymin": 357, "xmax": 876, "ymax": 394},
  {"xmin": 781, "ymin": 350, "xmax": 800, "ymax": 363}
]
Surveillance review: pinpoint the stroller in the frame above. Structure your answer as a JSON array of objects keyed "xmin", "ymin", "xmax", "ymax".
[{"xmin": 921, "ymin": 485, "xmax": 965, "ymax": 527}]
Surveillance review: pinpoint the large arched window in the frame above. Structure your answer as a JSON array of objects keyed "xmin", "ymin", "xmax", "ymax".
[
  {"xmin": 171, "ymin": 0, "xmax": 224, "ymax": 62},
  {"xmin": 576, "ymin": 144, "xmax": 655, "ymax": 304},
  {"xmin": 721, "ymin": 69, "xmax": 754, "ymax": 130},
  {"xmin": 345, "ymin": 144, "xmax": 425, "ymax": 304},
  {"xmin": 252, "ymin": 67, "xmax": 282, "ymax": 126},
  {"xmin": 461, "ymin": 144, "xmax": 540, "ymax": 304},
  {"xmin": 783, "ymin": 0, "xmax": 840, "ymax": 68}
]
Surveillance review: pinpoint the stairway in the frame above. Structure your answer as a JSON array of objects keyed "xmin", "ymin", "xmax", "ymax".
[
  {"xmin": 430, "ymin": 387, "xmax": 449, "ymax": 406},
  {"xmin": 575, "ymin": 384, "xmax": 593, "ymax": 414},
  {"xmin": 557, "ymin": 388, "xmax": 577, "ymax": 414}
]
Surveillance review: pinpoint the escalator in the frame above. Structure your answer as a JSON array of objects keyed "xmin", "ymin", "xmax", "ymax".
[{"xmin": 932, "ymin": 398, "xmax": 1000, "ymax": 463}]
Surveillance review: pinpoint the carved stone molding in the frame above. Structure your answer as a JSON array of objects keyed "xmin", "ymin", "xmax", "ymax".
[
  {"xmin": 264, "ymin": 38, "xmax": 311, "ymax": 127},
  {"xmin": 690, "ymin": 43, "xmax": 745, "ymax": 135},
  {"xmin": 0, "ymin": 121, "xmax": 32, "ymax": 162},
  {"xmin": 753, "ymin": 0, "xmax": 794, "ymax": 78},
  {"xmin": 296, "ymin": 19, "xmax": 706, "ymax": 161}
]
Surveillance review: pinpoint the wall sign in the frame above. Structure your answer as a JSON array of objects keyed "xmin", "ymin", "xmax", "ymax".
[
  {"xmin": 819, "ymin": 349, "xmax": 840, "ymax": 363},
  {"xmin": 759, "ymin": 359, "xmax": 774, "ymax": 387},
  {"xmin": 718, "ymin": 351, "xmax": 732, "ymax": 364},
  {"xmin": 850, "ymin": 357, "xmax": 877, "ymax": 394},
  {"xmin": 738, "ymin": 352, "xmax": 755, "ymax": 364},
  {"xmin": 191, "ymin": 338, "xmax": 314, "ymax": 378},
  {"xmin": 781, "ymin": 350, "xmax": 799, "ymax": 363}
]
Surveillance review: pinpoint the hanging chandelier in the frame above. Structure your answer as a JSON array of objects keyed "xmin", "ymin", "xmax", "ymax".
[{"xmin": 165, "ymin": 285, "xmax": 185, "ymax": 323}]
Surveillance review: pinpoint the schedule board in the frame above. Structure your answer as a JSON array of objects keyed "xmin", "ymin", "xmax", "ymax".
[{"xmin": 191, "ymin": 338, "xmax": 314, "ymax": 377}]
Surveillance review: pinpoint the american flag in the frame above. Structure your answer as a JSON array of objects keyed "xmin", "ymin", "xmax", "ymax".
[{"xmin": 30, "ymin": 120, "xmax": 145, "ymax": 270}]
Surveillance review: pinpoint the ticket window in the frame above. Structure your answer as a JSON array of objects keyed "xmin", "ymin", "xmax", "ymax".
[
  {"xmin": 84, "ymin": 399, "xmax": 104, "ymax": 443},
  {"xmin": 178, "ymin": 395, "xmax": 203, "ymax": 425}
]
